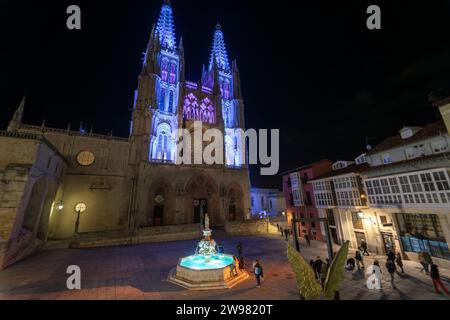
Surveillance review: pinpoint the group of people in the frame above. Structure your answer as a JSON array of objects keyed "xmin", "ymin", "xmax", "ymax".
[
  {"xmin": 276, "ymin": 224, "xmax": 312, "ymax": 246},
  {"xmin": 345, "ymin": 245, "xmax": 449, "ymax": 295},
  {"xmin": 276, "ymin": 224, "xmax": 290, "ymax": 241},
  {"xmin": 384, "ymin": 249, "xmax": 404, "ymax": 282},
  {"xmin": 309, "ymin": 256, "xmax": 330, "ymax": 288}
]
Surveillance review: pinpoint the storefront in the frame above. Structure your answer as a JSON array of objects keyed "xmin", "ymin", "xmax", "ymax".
[{"xmin": 396, "ymin": 213, "xmax": 450, "ymax": 261}]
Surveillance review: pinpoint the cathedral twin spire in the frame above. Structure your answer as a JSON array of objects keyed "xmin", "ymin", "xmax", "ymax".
[
  {"xmin": 151, "ymin": 1, "xmax": 231, "ymax": 73},
  {"xmin": 155, "ymin": 0, "xmax": 176, "ymax": 50},
  {"xmin": 209, "ymin": 23, "xmax": 230, "ymax": 72}
]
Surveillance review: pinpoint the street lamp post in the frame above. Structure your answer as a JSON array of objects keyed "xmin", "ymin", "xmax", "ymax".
[
  {"xmin": 70, "ymin": 203, "xmax": 86, "ymax": 248},
  {"xmin": 74, "ymin": 210, "xmax": 81, "ymax": 236}
]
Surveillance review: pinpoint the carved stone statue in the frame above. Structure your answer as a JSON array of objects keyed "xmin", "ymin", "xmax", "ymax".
[{"xmin": 204, "ymin": 213, "xmax": 210, "ymax": 231}]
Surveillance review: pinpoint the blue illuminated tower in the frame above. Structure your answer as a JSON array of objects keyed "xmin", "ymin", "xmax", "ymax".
[
  {"xmin": 209, "ymin": 23, "xmax": 230, "ymax": 72},
  {"xmin": 130, "ymin": 0, "xmax": 183, "ymax": 164},
  {"xmin": 204, "ymin": 23, "xmax": 245, "ymax": 167}
]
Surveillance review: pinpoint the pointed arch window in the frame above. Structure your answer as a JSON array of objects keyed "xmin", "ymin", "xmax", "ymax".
[
  {"xmin": 161, "ymin": 60, "xmax": 168, "ymax": 82},
  {"xmin": 159, "ymin": 88, "xmax": 166, "ymax": 111},
  {"xmin": 223, "ymin": 80, "xmax": 230, "ymax": 99},
  {"xmin": 169, "ymin": 63, "xmax": 177, "ymax": 84},
  {"xmin": 168, "ymin": 90, "xmax": 174, "ymax": 113}
]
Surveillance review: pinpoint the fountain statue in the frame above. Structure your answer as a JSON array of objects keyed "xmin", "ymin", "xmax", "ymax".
[{"xmin": 167, "ymin": 213, "xmax": 249, "ymax": 290}]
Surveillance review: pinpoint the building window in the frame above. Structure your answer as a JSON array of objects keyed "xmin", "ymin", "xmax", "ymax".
[
  {"xmin": 261, "ymin": 196, "xmax": 264, "ymax": 208},
  {"xmin": 251, "ymin": 197, "xmax": 254, "ymax": 207},
  {"xmin": 169, "ymin": 63, "xmax": 177, "ymax": 84},
  {"xmin": 420, "ymin": 173, "xmax": 436, "ymax": 192},
  {"xmin": 431, "ymin": 140, "xmax": 448, "ymax": 154},
  {"xmin": 399, "ymin": 176, "xmax": 411, "ymax": 193},
  {"xmin": 168, "ymin": 90, "xmax": 174, "ymax": 113},
  {"xmin": 159, "ymin": 88, "xmax": 166, "ymax": 111},
  {"xmin": 433, "ymin": 171, "xmax": 450, "ymax": 191},
  {"xmin": 351, "ymin": 211, "xmax": 364, "ymax": 230},
  {"xmin": 76, "ymin": 151, "xmax": 95, "ymax": 166},
  {"xmin": 389, "ymin": 177, "xmax": 400, "ymax": 194},
  {"xmin": 382, "ymin": 154, "xmax": 392, "ymax": 164},
  {"xmin": 161, "ymin": 60, "xmax": 168, "ymax": 82},
  {"xmin": 409, "ymin": 175, "xmax": 423, "ymax": 193}
]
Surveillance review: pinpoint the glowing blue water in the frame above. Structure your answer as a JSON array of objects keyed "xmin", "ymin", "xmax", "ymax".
[{"xmin": 180, "ymin": 254, "xmax": 234, "ymax": 270}]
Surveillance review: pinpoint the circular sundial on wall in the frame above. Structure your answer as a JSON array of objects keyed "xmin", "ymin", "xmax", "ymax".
[{"xmin": 154, "ymin": 195, "xmax": 165, "ymax": 203}]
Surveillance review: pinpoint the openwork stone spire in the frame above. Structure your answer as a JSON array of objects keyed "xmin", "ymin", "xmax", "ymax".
[
  {"xmin": 156, "ymin": 0, "xmax": 176, "ymax": 50},
  {"xmin": 209, "ymin": 23, "xmax": 230, "ymax": 72}
]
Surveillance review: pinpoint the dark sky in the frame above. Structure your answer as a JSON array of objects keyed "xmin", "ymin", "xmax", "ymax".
[{"xmin": 2, "ymin": 1, "xmax": 450, "ymax": 189}]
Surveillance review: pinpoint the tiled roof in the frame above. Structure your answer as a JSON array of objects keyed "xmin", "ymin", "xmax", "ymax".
[
  {"xmin": 310, "ymin": 163, "xmax": 370, "ymax": 181},
  {"xmin": 367, "ymin": 120, "xmax": 446, "ymax": 155},
  {"xmin": 362, "ymin": 151, "xmax": 450, "ymax": 175}
]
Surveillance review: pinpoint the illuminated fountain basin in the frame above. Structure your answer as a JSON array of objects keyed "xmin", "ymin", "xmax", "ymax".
[
  {"xmin": 168, "ymin": 221, "xmax": 249, "ymax": 290},
  {"xmin": 180, "ymin": 254, "xmax": 234, "ymax": 270}
]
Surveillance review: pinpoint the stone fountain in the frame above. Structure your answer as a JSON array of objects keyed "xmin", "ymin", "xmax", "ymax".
[{"xmin": 168, "ymin": 214, "xmax": 249, "ymax": 290}]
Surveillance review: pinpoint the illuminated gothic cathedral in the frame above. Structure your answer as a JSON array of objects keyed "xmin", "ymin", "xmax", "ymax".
[{"xmin": 0, "ymin": 1, "xmax": 250, "ymax": 268}]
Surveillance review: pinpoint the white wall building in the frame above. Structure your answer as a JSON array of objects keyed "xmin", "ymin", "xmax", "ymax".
[{"xmin": 311, "ymin": 108, "xmax": 450, "ymax": 268}]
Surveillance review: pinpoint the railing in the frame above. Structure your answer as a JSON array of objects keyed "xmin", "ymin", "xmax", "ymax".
[{"xmin": 19, "ymin": 124, "xmax": 129, "ymax": 142}]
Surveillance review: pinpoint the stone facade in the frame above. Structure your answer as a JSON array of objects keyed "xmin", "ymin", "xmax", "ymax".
[
  {"xmin": 0, "ymin": 131, "xmax": 65, "ymax": 269},
  {"xmin": 0, "ymin": 2, "xmax": 251, "ymax": 269}
]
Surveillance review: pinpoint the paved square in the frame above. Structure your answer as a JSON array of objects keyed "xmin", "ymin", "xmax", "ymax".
[{"xmin": 0, "ymin": 234, "xmax": 449, "ymax": 300}]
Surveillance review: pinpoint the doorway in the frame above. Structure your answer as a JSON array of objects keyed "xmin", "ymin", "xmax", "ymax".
[
  {"xmin": 194, "ymin": 199, "xmax": 208, "ymax": 224},
  {"xmin": 154, "ymin": 205, "xmax": 164, "ymax": 226},
  {"xmin": 354, "ymin": 231, "xmax": 367, "ymax": 248},
  {"xmin": 382, "ymin": 232, "xmax": 396, "ymax": 254},
  {"xmin": 330, "ymin": 227, "xmax": 339, "ymax": 244}
]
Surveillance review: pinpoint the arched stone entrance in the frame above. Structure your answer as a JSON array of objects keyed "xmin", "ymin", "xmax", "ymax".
[
  {"xmin": 227, "ymin": 183, "xmax": 244, "ymax": 221},
  {"xmin": 148, "ymin": 178, "xmax": 173, "ymax": 227},
  {"xmin": 185, "ymin": 172, "xmax": 220, "ymax": 226}
]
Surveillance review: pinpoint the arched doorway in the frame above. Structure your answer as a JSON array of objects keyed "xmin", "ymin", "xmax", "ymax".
[
  {"xmin": 148, "ymin": 178, "xmax": 172, "ymax": 227},
  {"xmin": 185, "ymin": 172, "xmax": 219, "ymax": 226},
  {"xmin": 227, "ymin": 183, "xmax": 244, "ymax": 221}
]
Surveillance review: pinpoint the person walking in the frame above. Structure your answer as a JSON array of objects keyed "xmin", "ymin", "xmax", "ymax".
[
  {"xmin": 395, "ymin": 252, "xmax": 404, "ymax": 273},
  {"xmin": 360, "ymin": 240, "xmax": 369, "ymax": 256},
  {"xmin": 305, "ymin": 234, "xmax": 311, "ymax": 247},
  {"xmin": 355, "ymin": 249, "xmax": 364, "ymax": 271},
  {"xmin": 230, "ymin": 256, "xmax": 239, "ymax": 277},
  {"xmin": 236, "ymin": 242, "xmax": 243, "ymax": 257},
  {"xmin": 314, "ymin": 256, "xmax": 324, "ymax": 280},
  {"xmin": 309, "ymin": 259, "xmax": 315, "ymax": 271},
  {"xmin": 387, "ymin": 249, "xmax": 396, "ymax": 263},
  {"xmin": 284, "ymin": 228, "xmax": 289, "ymax": 241},
  {"xmin": 430, "ymin": 264, "xmax": 449, "ymax": 295},
  {"xmin": 418, "ymin": 252, "xmax": 430, "ymax": 274},
  {"xmin": 280, "ymin": 227, "xmax": 284, "ymax": 237},
  {"xmin": 253, "ymin": 260, "xmax": 264, "ymax": 287},
  {"xmin": 386, "ymin": 258, "xmax": 396, "ymax": 283}
]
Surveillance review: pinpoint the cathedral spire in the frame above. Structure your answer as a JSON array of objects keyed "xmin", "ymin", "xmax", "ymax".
[
  {"xmin": 209, "ymin": 22, "xmax": 230, "ymax": 72},
  {"xmin": 156, "ymin": 0, "xmax": 176, "ymax": 50},
  {"xmin": 8, "ymin": 97, "xmax": 25, "ymax": 132}
]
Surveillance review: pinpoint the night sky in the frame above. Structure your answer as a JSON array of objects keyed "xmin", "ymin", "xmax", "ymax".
[{"xmin": 2, "ymin": 1, "xmax": 450, "ymax": 189}]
